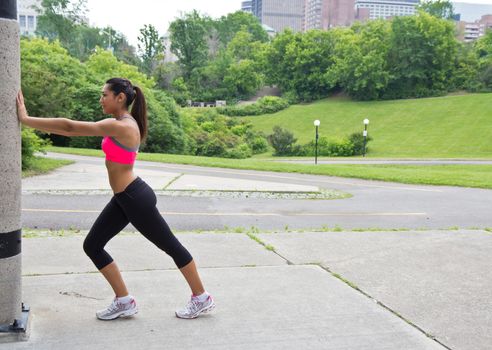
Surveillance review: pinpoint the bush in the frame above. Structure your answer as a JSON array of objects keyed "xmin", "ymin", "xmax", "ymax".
[
  {"xmin": 180, "ymin": 107, "xmax": 269, "ymax": 158},
  {"xmin": 349, "ymin": 132, "xmax": 373, "ymax": 156},
  {"xmin": 296, "ymin": 134, "xmax": 373, "ymax": 157},
  {"xmin": 224, "ymin": 143, "xmax": 253, "ymax": 159},
  {"xmin": 247, "ymin": 134, "xmax": 269, "ymax": 154},
  {"xmin": 326, "ymin": 139, "xmax": 355, "ymax": 157},
  {"xmin": 271, "ymin": 133, "xmax": 374, "ymax": 158},
  {"xmin": 202, "ymin": 137, "xmax": 227, "ymax": 157},
  {"xmin": 170, "ymin": 77, "xmax": 191, "ymax": 107},
  {"xmin": 21, "ymin": 128, "xmax": 51, "ymax": 170},
  {"xmin": 217, "ymin": 96, "xmax": 290, "ymax": 116},
  {"xmin": 267, "ymin": 126, "xmax": 298, "ymax": 156},
  {"xmin": 256, "ymin": 96, "xmax": 290, "ymax": 113}
]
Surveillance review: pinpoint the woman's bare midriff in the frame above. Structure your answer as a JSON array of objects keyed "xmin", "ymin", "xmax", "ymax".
[
  {"xmin": 105, "ymin": 160, "xmax": 137, "ymax": 194},
  {"xmin": 106, "ymin": 116, "xmax": 140, "ymax": 194}
]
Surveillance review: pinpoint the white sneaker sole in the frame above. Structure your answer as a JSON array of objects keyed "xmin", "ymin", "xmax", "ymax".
[{"xmin": 97, "ymin": 307, "xmax": 138, "ymax": 321}]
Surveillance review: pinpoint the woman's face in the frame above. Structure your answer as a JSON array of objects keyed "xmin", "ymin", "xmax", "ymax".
[{"xmin": 100, "ymin": 84, "xmax": 125, "ymax": 115}]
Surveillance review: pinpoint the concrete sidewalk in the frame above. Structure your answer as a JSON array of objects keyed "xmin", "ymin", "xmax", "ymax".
[{"xmin": 2, "ymin": 231, "xmax": 447, "ymax": 350}]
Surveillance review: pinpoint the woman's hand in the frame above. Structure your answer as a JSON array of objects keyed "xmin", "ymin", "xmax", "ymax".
[{"xmin": 16, "ymin": 90, "xmax": 29, "ymax": 124}]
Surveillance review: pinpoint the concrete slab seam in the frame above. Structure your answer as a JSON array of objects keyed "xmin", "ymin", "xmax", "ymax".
[
  {"xmin": 21, "ymin": 264, "xmax": 292, "ymax": 278},
  {"xmin": 314, "ymin": 263, "xmax": 453, "ymax": 350},
  {"xmin": 245, "ymin": 232, "xmax": 294, "ymax": 265},
  {"xmin": 162, "ymin": 173, "xmax": 184, "ymax": 190}
]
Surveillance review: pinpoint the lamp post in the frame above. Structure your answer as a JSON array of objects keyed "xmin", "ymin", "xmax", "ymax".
[
  {"xmin": 101, "ymin": 29, "xmax": 113, "ymax": 53},
  {"xmin": 363, "ymin": 118, "xmax": 369, "ymax": 157},
  {"xmin": 0, "ymin": 0, "xmax": 30, "ymax": 341},
  {"xmin": 314, "ymin": 120, "xmax": 320, "ymax": 164}
]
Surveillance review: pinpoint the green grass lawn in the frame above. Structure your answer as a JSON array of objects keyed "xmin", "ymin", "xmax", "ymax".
[
  {"xmin": 242, "ymin": 93, "xmax": 492, "ymax": 159},
  {"xmin": 45, "ymin": 146, "xmax": 492, "ymax": 189},
  {"xmin": 22, "ymin": 156, "xmax": 74, "ymax": 178},
  {"xmin": 38, "ymin": 93, "xmax": 492, "ymax": 189}
]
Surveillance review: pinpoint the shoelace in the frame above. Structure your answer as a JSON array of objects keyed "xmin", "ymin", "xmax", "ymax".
[
  {"xmin": 185, "ymin": 298, "xmax": 202, "ymax": 313},
  {"xmin": 107, "ymin": 299, "xmax": 123, "ymax": 313}
]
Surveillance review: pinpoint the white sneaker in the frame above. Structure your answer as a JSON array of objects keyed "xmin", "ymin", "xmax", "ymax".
[
  {"xmin": 175, "ymin": 294, "xmax": 216, "ymax": 319},
  {"xmin": 96, "ymin": 297, "xmax": 138, "ymax": 320}
]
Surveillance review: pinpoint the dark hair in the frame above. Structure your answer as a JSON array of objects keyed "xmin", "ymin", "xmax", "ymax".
[{"xmin": 106, "ymin": 77, "xmax": 148, "ymax": 143}]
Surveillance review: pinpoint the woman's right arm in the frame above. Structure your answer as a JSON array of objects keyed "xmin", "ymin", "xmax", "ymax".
[{"xmin": 17, "ymin": 90, "xmax": 73, "ymax": 136}]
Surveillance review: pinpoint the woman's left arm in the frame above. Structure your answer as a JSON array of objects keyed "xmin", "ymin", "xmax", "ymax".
[{"xmin": 17, "ymin": 90, "xmax": 124, "ymax": 137}]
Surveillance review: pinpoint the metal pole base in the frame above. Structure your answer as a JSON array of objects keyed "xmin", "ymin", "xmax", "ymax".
[{"xmin": 0, "ymin": 303, "xmax": 31, "ymax": 342}]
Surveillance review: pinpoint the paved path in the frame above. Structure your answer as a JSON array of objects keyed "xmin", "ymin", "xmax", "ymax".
[{"xmin": 21, "ymin": 152, "xmax": 492, "ymax": 230}]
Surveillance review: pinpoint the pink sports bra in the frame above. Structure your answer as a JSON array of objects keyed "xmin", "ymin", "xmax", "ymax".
[{"xmin": 101, "ymin": 116, "xmax": 140, "ymax": 165}]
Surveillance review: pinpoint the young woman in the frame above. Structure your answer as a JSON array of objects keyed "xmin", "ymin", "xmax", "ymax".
[{"xmin": 16, "ymin": 77, "xmax": 215, "ymax": 320}]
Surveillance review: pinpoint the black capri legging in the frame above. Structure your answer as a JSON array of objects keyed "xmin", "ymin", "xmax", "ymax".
[{"xmin": 83, "ymin": 176, "xmax": 193, "ymax": 270}]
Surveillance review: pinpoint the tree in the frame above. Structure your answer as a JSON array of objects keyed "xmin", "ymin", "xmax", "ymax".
[
  {"xmin": 384, "ymin": 12, "xmax": 457, "ymax": 99},
  {"xmin": 215, "ymin": 11, "xmax": 269, "ymax": 47},
  {"xmin": 169, "ymin": 10, "xmax": 210, "ymax": 80},
  {"xmin": 35, "ymin": 0, "xmax": 88, "ymax": 43},
  {"xmin": 332, "ymin": 21, "xmax": 391, "ymax": 100},
  {"xmin": 20, "ymin": 37, "xmax": 91, "ymax": 146},
  {"xmin": 472, "ymin": 31, "xmax": 492, "ymax": 90},
  {"xmin": 418, "ymin": 0, "xmax": 455, "ymax": 20},
  {"xmin": 224, "ymin": 59, "xmax": 263, "ymax": 99},
  {"xmin": 36, "ymin": 0, "xmax": 140, "ymax": 64},
  {"xmin": 264, "ymin": 29, "xmax": 339, "ymax": 102},
  {"xmin": 227, "ymin": 28, "xmax": 266, "ymax": 62},
  {"xmin": 137, "ymin": 24, "xmax": 164, "ymax": 74}
]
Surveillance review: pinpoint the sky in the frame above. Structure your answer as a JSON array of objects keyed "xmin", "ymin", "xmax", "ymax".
[
  {"xmin": 85, "ymin": 0, "xmax": 492, "ymax": 47},
  {"xmin": 85, "ymin": 0, "xmax": 243, "ymax": 48}
]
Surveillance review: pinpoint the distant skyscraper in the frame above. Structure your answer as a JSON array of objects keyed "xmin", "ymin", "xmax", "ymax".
[
  {"xmin": 457, "ymin": 14, "xmax": 492, "ymax": 43},
  {"xmin": 355, "ymin": 0, "xmax": 419, "ymax": 20},
  {"xmin": 304, "ymin": 0, "xmax": 355, "ymax": 31},
  {"xmin": 241, "ymin": 1, "xmax": 253, "ymax": 14},
  {"xmin": 245, "ymin": 0, "xmax": 305, "ymax": 32},
  {"xmin": 453, "ymin": 2, "xmax": 492, "ymax": 22}
]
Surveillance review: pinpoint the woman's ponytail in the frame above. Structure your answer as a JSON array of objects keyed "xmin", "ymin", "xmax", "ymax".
[
  {"xmin": 130, "ymin": 86, "xmax": 147, "ymax": 143},
  {"xmin": 106, "ymin": 78, "xmax": 148, "ymax": 144}
]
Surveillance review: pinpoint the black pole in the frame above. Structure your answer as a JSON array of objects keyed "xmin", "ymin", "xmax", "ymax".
[
  {"xmin": 363, "ymin": 124, "xmax": 367, "ymax": 157},
  {"xmin": 0, "ymin": 0, "xmax": 17, "ymax": 20},
  {"xmin": 315, "ymin": 125, "xmax": 318, "ymax": 165}
]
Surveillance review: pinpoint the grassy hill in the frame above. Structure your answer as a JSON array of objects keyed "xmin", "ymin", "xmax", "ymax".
[{"xmin": 243, "ymin": 93, "xmax": 492, "ymax": 158}]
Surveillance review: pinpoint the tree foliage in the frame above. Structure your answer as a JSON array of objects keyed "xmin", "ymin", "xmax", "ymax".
[
  {"xmin": 418, "ymin": 0, "xmax": 455, "ymax": 20},
  {"xmin": 169, "ymin": 10, "xmax": 210, "ymax": 80},
  {"xmin": 214, "ymin": 11, "xmax": 269, "ymax": 47},
  {"xmin": 35, "ymin": 0, "xmax": 139, "ymax": 64},
  {"xmin": 137, "ymin": 24, "xmax": 164, "ymax": 74}
]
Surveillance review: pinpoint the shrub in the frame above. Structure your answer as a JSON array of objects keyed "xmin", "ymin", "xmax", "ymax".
[
  {"xmin": 217, "ymin": 96, "xmax": 290, "ymax": 116},
  {"xmin": 181, "ymin": 107, "xmax": 269, "ymax": 158},
  {"xmin": 326, "ymin": 139, "xmax": 354, "ymax": 157},
  {"xmin": 296, "ymin": 134, "xmax": 373, "ymax": 157},
  {"xmin": 21, "ymin": 128, "xmax": 51, "ymax": 170},
  {"xmin": 267, "ymin": 126, "xmax": 298, "ymax": 156},
  {"xmin": 307, "ymin": 137, "xmax": 353, "ymax": 157},
  {"xmin": 256, "ymin": 96, "xmax": 290, "ymax": 113},
  {"xmin": 247, "ymin": 134, "xmax": 269, "ymax": 154},
  {"xmin": 231, "ymin": 124, "xmax": 248, "ymax": 136},
  {"xmin": 202, "ymin": 137, "xmax": 227, "ymax": 157},
  {"xmin": 349, "ymin": 132, "xmax": 373, "ymax": 156},
  {"xmin": 224, "ymin": 143, "xmax": 253, "ymax": 159}
]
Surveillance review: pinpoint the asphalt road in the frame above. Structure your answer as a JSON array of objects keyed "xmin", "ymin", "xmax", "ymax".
[{"xmin": 21, "ymin": 153, "xmax": 492, "ymax": 231}]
